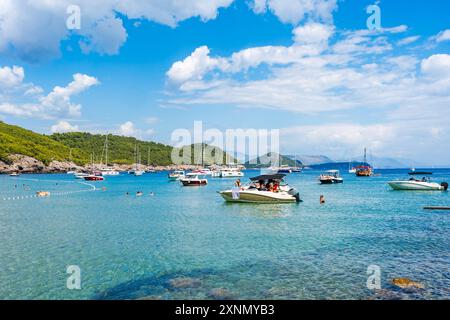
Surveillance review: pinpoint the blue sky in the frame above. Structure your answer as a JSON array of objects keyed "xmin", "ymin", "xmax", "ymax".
[{"xmin": 0, "ymin": 0, "xmax": 449, "ymax": 164}]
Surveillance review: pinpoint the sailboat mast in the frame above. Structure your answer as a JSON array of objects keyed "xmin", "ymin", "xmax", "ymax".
[{"xmin": 105, "ymin": 135, "xmax": 108, "ymax": 167}]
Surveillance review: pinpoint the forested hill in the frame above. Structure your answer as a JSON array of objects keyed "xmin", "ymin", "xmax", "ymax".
[
  {"xmin": 0, "ymin": 121, "xmax": 232, "ymax": 166},
  {"xmin": 0, "ymin": 121, "xmax": 87, "ymax": 165},
  {"xmin": 50, "ymin": 132, "xmax": 173, "ymax": 165}
]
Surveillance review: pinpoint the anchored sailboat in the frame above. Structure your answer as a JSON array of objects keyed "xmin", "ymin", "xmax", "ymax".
[{"xmin": 355, "ymin": 148, "xmax": 373, "ymax": 177}]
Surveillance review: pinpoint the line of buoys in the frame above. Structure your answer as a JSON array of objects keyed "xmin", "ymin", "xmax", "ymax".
[{"xmin": 1, "ymin": 179, "xmax": 97, "ymax": 202}]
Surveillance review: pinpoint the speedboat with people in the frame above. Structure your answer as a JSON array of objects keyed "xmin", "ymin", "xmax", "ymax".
[
  {"xmin": 180, "ymin": 173, "xmax": 208, "ymax": 186},
  {"xmin": 168, "ymin": 170, "xmax": 185, "ymax": 181},
  {"xmin": 319, "ymin": 170, "xmax": 343, "ymax": 184},
  {"xmin": 218, "ymin": 174, "xmax": 301, "ymax": 203},
  {"xmin": 388, "ymin": 177, "xmax": 448, "ymax": 191}
]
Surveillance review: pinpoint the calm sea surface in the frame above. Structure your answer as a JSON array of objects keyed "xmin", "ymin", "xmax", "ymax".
[{"xmin": 1, "ymin": 169, "xmax": 449, "ymax": 300}]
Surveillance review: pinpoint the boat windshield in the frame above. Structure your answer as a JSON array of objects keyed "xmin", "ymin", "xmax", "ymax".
[{"xmin": 409, "ymin": 176, "xmax": 430, "ymax": 182}]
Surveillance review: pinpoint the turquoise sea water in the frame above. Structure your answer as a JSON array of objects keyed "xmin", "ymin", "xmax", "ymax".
[{"xmin": 1, "ymin": 169, "xmax": 449, "ymax": 300}]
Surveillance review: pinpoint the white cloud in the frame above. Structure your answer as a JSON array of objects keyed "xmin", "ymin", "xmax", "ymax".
[
  {"xmin": 435, "ymin": 29, "xmax": 450, "ymax": 43},
  {"xmin": 167, "ymin": 23, "xmax": 334, "ymax": 84},
  {"xmin": 293, "ymin": 23, "xmax": 334, "ymax": 45},
  {"xmin": 421, "ymin": 54, "xmax": 450, "ymax": 78},
  {"xmin": 0, "ymin": 66, "xmax": 24, "ymax": 88},
  {"xmin": 397, "ymin": 35, "xmax": 420, "ymax": 46},
  {"xmin": 50, "ymin": 120, "xmax": 79, "ymax": 133},
  {"xmin": 250, "ymin": 0, "xmax": 337, "ymax": 25},
  {"xmin": 24, "ymin": 86, "xmax": 44, "ymax": 96},
  {"xmin": 117, "ymin": 121, "xmax": 156, "ymax": 139},
  {"xmin": 281, "ymin": 124, "xmax": 395, "ymax": 155},
  {"xmin": 118, "ymin": 121, "xmax": 139, "ymax": 137},
  {"xmin": 167, "ymin": 46, "xmax": 228, "ymax": 83},
  {"xmin": 145, "ymin": 117, "xmax": 159, "ymax": 124},
  {"xmin": 0, "ymin": 0, "xmax": 234, "ymax": 61},
  {"xmin": 38, "ymin": 73, "xmax": 99, "ymax": 118},
  {"xmin": 0, "ymin": 72, "xmax": 99, "ymax": 119}
]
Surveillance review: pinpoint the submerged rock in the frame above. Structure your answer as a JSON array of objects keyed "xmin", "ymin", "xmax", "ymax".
[
  {"xmin": 392, "ymin": 278, "xmax": 425, "ymax": 289},
  {"xmin": 169, "ymin": 277, "xmax": 202, "ymax": 289},
  {"xmin": 207, "ymin": 288, "xmax": 234, "ymax": 300}
]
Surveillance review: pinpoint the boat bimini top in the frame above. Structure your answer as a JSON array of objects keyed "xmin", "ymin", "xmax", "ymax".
[{"xmin": 249, "ymin": 174, "xmax": 286, "ymax": 182}]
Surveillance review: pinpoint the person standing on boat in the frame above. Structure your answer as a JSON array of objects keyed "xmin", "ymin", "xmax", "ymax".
[{"xmin": 235, "ymin": 179, "xmax": 241, "ymax": 188}]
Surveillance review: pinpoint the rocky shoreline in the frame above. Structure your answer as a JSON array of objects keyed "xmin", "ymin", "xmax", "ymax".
[{"xmin": 0, "ymin": 154, "xmax": 205, "ymax": 174}]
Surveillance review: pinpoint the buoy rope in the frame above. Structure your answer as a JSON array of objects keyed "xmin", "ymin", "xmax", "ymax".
[{"xmin": 1, "ymin": 178, "xmax": 98, "ymax": 201}]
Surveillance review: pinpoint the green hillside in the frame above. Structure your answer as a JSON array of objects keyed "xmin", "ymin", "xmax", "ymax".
[
  {"xmin": 0, "ymin": 121, "xmax": 88, "ymax": 165},
  {"xmin": 172, "ymin": 143, "xmax": 236, "ymax": 165},
  {"xmin": 50, "ymin": 132, "xmax": 174, "ymax": 166},
  {"xmin": 0, "ymin": 121, "xmax": 234, "ymax": 166}
]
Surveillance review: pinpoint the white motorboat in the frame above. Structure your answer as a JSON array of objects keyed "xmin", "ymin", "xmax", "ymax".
[
  {"xmin": 180, "ymin": 173, "xmax": 208, "ymax": 186},
  {"xmin": 168, "ymin": 170, "xmax": 185, "ymax": 181},
  {"xmin": 74, "ymin": 172, "xmax": 89, "ymax": 179},
  {"xmin": 218, "ymin": 174, "xmax": 301, "ymax": 203},
  {"xmin": 388, "ymin": 177, "xmax": 448, "ymax": 191},
  {"xmin": 319, "ymin": 170, "xmax": 343, "ymax": 184},
  {"xmin": 192, "ymin": 168, "xmax": 212, "ymax": 175},
  {"xmin": 220, "ymin": 167, "xmax": 244, "ymax": 178},
  {"xmin": 101, "ymin": 167, "xmax": 120, "ymax": 176},
  {"xmin": 9, "ymin": 172, "xmax": 21, "ymax": 177},
  {"xmin": 134, "ymin": 170, "xmax": 145, "ymax": 176}
]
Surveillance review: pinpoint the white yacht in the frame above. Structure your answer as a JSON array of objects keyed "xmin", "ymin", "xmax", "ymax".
[
  {"xmin": 388, "ymin": 177, "xmax": 448, "ymax": 191},
  {"xmin": 101, "ymin": 167, "xmax": 120, "ymax": 176},
  {"xmin": 218, "ymin": 174, "xmax": 301, "ymax": 203},
  {"xmin": 168, "ymin": 170, "xmax": 185, "ymax": 181},
  {"xmin": 100, "ymin": 135, "xmax": 120, "ymax": 176},
  {"xmin": 216, "ymin": 164, "xmax": 244, "ymax": 178},
  {"xmin": 134, "ymin": 170, "xmax": 145, "ymax": 176}
]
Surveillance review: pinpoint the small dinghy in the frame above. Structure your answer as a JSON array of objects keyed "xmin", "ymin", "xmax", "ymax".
[{"xmin": 319, "ymin": 170, "xmax": 343, "ymax": 184}]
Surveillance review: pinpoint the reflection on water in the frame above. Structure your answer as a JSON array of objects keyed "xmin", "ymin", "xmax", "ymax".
[{"xmin": 0, "ymin": 169, "xmax": 449, "ymax": 299}]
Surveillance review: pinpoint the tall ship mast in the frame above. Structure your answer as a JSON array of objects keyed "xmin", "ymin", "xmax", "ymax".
[{"xmin": 355, "ymin": 148, "xmax": 373, "ymax": 177}]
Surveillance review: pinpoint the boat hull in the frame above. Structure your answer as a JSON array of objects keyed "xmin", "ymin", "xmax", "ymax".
[
  {"xmin": 320, "ymin": 178, "xmax": 343, "ymax": 184},
  {"xmin": 84, "ymin": 176, "xmax": 104, "ymax": 181},
  {"xmin": 219, "ymin": 190, "xmax": 297, "ymax": 203},
  {"xmin": 181, "ymin": 179, "xmax": 208, "ymax": 186},
  {"xmin": 388, "ymin": 181, "xmax": 444, "ymax": 191}
]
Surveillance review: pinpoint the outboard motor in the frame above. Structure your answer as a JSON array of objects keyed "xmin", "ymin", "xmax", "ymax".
[
  {"xmin": 288, "ymin": 188, "xmax": 302, "ymax": 202},
  {"xmin": 441, "ymin": 182, "xmax": 448, "ymax": 191}
]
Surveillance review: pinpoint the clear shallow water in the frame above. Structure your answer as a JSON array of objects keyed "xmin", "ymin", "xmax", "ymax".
[{"xmin": 1, "ymin": 169, "xmax": 449, "ymax": 300}]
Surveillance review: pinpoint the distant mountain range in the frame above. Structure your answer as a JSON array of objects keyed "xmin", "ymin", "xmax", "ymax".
[
  {"xmin": 244, "ymin": 153, "xmax": 424, "ymax": 169},
  {"xmin": 285, "ymin": 155, "xmax": 333, "ymax": 166}
]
